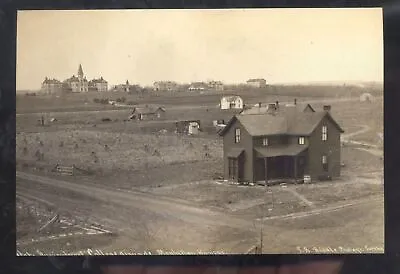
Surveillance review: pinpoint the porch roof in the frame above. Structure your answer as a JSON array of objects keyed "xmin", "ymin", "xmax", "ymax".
[
  {"xmin": 255, "ymin": 144, "xmax": 308, "ymax": 158},
  {"xmin": 227, "ymin": 147, "xmax": 244, "ymax": 158}
]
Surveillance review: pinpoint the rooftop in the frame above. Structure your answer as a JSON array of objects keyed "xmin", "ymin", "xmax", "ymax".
[{"xmin": 220, "ymin": 103, "xmax": 344, "ymax": 137}]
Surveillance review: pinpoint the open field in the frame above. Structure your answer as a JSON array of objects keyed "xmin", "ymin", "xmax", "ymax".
[
  {"xmin": 17, "ymin": 84, "xmax": 381, "ymax": 113},
  {"xmin": 16, "ymin": 130, "xmax": 222, "ymax": 175},
  {"xmin": 313, "ymin": 97, "xmax": 383, "ymax": 144},
  {"xmin": 16, "ymin": 86, "xmax": 384, "ymax": 254}
]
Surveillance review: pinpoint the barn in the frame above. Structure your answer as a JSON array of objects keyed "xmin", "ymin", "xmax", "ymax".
[{"xmin": 129, "ymin": 106, "xmax": 166, "ymax": 121}]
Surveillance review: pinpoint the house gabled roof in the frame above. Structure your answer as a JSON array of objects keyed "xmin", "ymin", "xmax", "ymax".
[
  {"xmin": 90, "ymin": 77, "xmax": 108, "ymax": 84},
  {"xmin": 219, "ymin": 104, "xmax": 344, "ymax": 137},
  {"xmin": 240, "ymin": 103, "xmax": 314, "ymax": 115},
  {"xmin": 221, "ymin": 95, "xmax": 242, "ymax": 102}
]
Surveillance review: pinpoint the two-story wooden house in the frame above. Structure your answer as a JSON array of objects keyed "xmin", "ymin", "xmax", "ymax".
[{"xmin": 218, "ymin": 103, "xmax": 344, "ymax": 184}]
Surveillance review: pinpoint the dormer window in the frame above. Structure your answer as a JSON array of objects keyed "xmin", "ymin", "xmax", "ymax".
[
  {"xmin": 322, "ymin": 125, "xmax": 328, "ymax": 141},
  {"xmin": 262, "ymin": 137, "xmax": 268, "ymax": 146},
  {"xmin": 235, "ymin": 128, "xmax": 241, "ymax": 143},
  {"xmin": 298, "ymin": 137, "xmax": 305, "ymax": 145}
]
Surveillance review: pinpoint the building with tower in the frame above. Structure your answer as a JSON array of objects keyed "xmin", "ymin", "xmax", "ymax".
[
  {"xmin": 42, "ymin": 64, "xmax": 109, "ymax": 93},
  {"xmin": 63, "ymin": 64, "xmax": 89, "ymax": 92}
]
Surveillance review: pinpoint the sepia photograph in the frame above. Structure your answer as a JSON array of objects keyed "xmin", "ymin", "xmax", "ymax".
[{"xmin": 16, "ymin": 8, "xmax": 383, "ymax": 255}]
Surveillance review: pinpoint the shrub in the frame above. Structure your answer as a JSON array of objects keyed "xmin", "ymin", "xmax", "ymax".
[
  {"xmin": 121, "ymin": 97, "xmax": 126, "ymax": 103},
  {"xmin": 93, "ymin": 98, "xmax": 100, "ymax": 103}
]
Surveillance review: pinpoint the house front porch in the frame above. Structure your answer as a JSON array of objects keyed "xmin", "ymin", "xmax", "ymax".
[{"xmin": 254, "ymin": 145, "xmax": 309, "ymax": 185}]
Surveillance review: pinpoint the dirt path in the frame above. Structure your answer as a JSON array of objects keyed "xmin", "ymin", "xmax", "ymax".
[
  {"xmin": 342, "ymin": 125, "xmax": 371, "ymax": 140},
  {"xmin": 341, "ymin": 123, "xmax": 383, "ymax": 158},
  {"xmin": 17, "ymin": 171, "xmax": 383, "ymax": 253},
  {"xmin": 256, "ymin": 195, "xmax": 382, "ymax": 221},
  {"xmin": 282, "ymin": 187, "xmax": 315, "ymax": 208}
]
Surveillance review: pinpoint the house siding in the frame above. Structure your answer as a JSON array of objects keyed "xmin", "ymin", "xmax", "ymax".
[
  {"xmin": 254, "ymin": 135, "xmax": 288, "ymax": 147},
  {"xmin": 288, "ymin": 136, "xmax": 309, "ymax": 146},
  {"xmin": 223, "ymin": 120, "xmax": 253, "ymax": 182},
  {"xmin": 307, "ymin": 115, "xmax": 341, "ymax": 181}
]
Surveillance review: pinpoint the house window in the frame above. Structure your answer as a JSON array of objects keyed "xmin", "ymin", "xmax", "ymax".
[
  {"xmin": 235, "ymin": 128, "xmax": 241, "ymax": 143},
  {"xmin": 228, "ymin": 158, "xmax": 237, "ymax": 179},
  {"xmin": 298, "ymin": 137, "xmax": 305, "ymax": 145},
  {"xmin": 322, "ymin": 125, "xmax": 328, "ymax": 141},
  {"xmin": 322, "ymin": 155, "xmax": 328, "ymax": 171},
  {"xmin": 262, "ymin": 137, "xmax": 268, "ymax": 146}
]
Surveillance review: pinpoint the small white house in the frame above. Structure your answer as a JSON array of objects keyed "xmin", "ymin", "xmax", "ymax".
[
  {"xmin": 360, "ymin": 93, "xmax": 375, "ymax": 102},
  {"xmin": 188, "ymin": 122, "xmax": 200, "ymax": 135},
  {"xmin": 220, "ymin": 96, "xmax": 244, "ymax": 110}
]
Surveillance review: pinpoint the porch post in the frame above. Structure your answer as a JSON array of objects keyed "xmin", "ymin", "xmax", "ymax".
[
  {"xmin": 294, "ymin": 156, "xmax": 298, "ymax": 182},
  {"xmin": 284, "ymin": 157, "xmax": 288, "ymax": 178},
  {"xmin": 264, "ymin": 157, "xmax": 268, "ymax": 186}
]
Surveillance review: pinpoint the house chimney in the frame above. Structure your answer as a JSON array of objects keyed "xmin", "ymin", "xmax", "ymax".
[
  {"xmin": 323, "ymin": 105, "xmax": 331, "ymax": 111},
  {"xmin": 294, "ymin": 98, "xmax": 297, "ymax": 105},
  {"xmin": 258, "ymin": 102, "xmax": 262, "ymax": 108},
  {"xmin": 275, "ymin": 101, "xmax": 279, "ymax": 109}
]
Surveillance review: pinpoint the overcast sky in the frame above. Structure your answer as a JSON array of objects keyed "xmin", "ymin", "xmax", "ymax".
[{"xmin": 16, "ymin": 8, "xmax": 383, "ymax": 90}]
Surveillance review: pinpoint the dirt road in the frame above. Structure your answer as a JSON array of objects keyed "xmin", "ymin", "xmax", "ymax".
[{"xmin": 16, "ymin": 171, "xmax": 383, "ymax": 254}]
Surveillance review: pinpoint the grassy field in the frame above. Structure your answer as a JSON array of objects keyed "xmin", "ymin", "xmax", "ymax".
[
  {"xmin": 313, "ymin": 98, "xmax": 383, "ymax": 144},
  {"xmin": 17, "ymin": 84, "xmax": 380, "ymax": 113}
]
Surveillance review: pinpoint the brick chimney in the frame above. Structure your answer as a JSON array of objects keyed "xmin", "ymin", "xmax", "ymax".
[
  {"xmin": 258, "ymin": 102, "xmax": 262, "ymax": 108},
  {"xmin": 323, "ymin": 105, "xmax": 331, "ymax": 111},
  {"xmin": 294, "ymin": 98, "xmax": 297, "ymax": 105}
]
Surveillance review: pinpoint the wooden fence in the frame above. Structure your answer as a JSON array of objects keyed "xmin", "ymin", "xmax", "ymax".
[
  {"xmin": 54, "ymin": 165, "xmax": 74, "ymax": 176},
  {"xmin": 53, "ymin": 164, "xmax": 93, "ymax": 176}
]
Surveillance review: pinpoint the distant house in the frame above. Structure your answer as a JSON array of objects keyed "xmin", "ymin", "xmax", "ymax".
[
  {"xmin": 208, "ymin": 81, "xmax": 224, "ymax": 91},
  {"xmin": 360, "ymin": 92, "xmax": 375, "ymax": 102},
  {"xmin": 41, "ymin": 77, "xmax": 63, "ymax": 94},
  {"xmin": 129, "ymin": 106, "xmax": 166, "ymax": 121},
  {"xmin": 220, "ymin": 95, "xmax": 244, "ymax": 110},
  {"xmin": 114, "ymin": 80, "xmax": 138, "ymax": 92},
  {"xmin": 218, "ymin": 102, "xmax": 344, "ymax": 184},
  {"xmin": 175, "ymin": 120, "xmax": 201, "ymax": 135},
  {"xmin": 188, "ymin": 82, "xmax": 209, "ymax": 91},
  {"xmin": 89, "ymin": 77, "xmax": 108, "ymax": 92},
  {"xmin": 153, "ymin": 81, "xmax": 178, "ymax": 91},
  {"xmin": 246, "ymin": 78, "xmax": 267, "ymax": 88}
]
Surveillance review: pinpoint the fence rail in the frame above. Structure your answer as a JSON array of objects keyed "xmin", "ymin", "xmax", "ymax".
[{"xmin": 54, "ymin": 165, "xmax": 74, "ymax": 176}]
